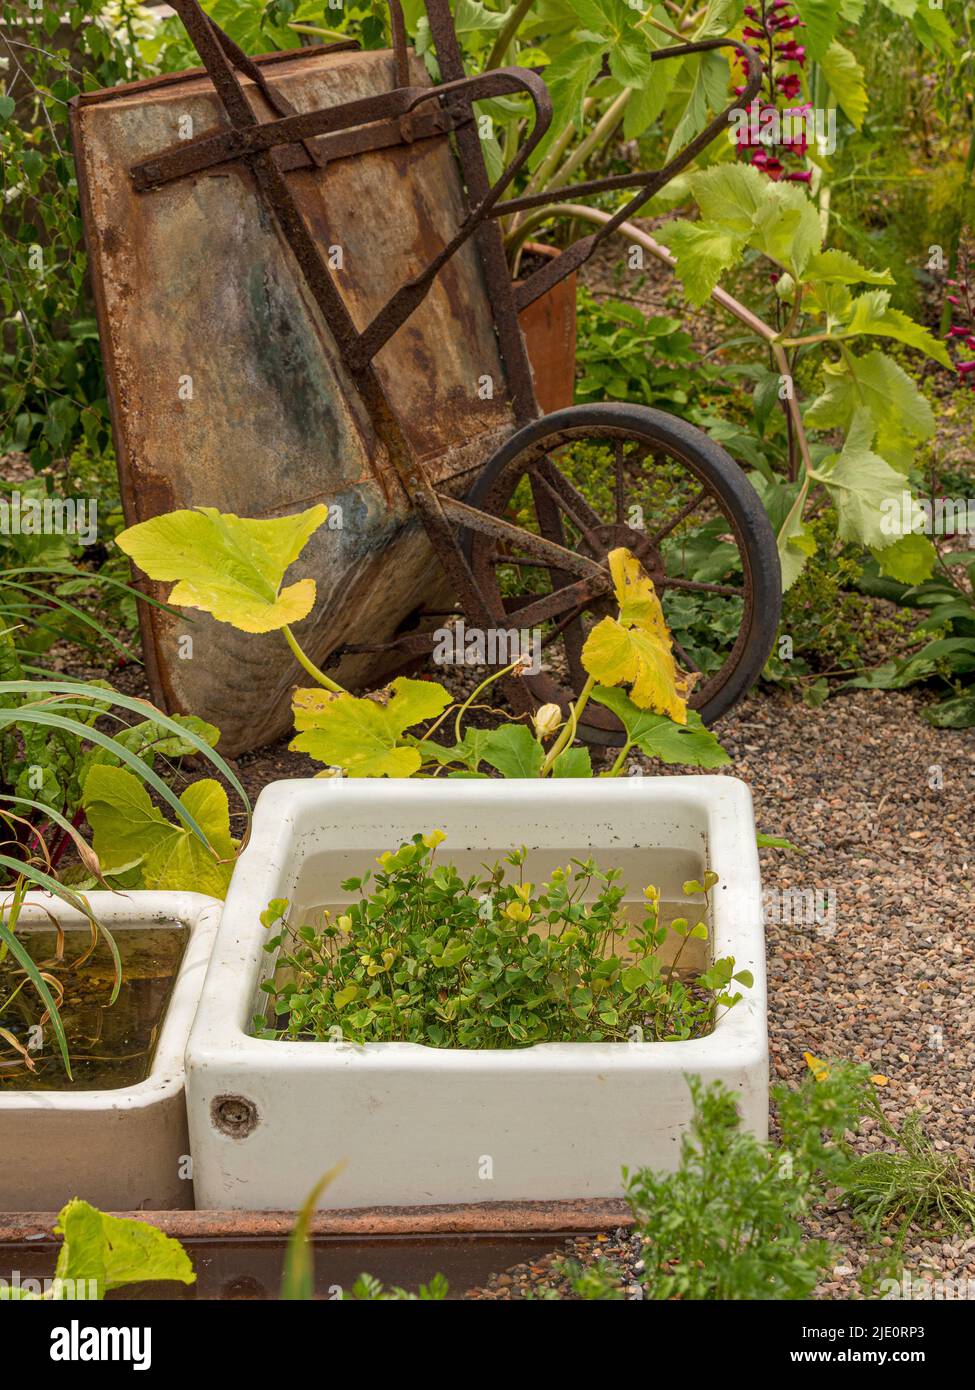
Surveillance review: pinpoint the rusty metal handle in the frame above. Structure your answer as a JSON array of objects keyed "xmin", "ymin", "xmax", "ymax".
[
  {"xmin": 509, "ymin": 36, "xmax": 765, "ymax": 314},
  {"xmin": 406, "ymin": 66, "xmax": 553, "ymax": 210},
  {"xmin": 130, "ymin": 66, "xmax": 549, "ymax": 194}
]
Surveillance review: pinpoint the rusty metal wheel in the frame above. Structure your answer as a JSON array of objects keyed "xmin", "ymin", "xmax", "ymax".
[{"xmin": 463, "ymin": 403, "xmax": 781, "ymax": 743}]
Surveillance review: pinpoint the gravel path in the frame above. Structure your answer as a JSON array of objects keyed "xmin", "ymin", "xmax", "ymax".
[
  {"xmin": 737, "ymin": 686, "xmax": 974, "ymax": 1299},
  {"xmin": 457, "ymin": 684, "xmax": 975, "ymax": 1299}
]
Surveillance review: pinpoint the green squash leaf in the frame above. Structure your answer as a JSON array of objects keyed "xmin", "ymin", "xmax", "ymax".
[
  {"xmin": 550, "ymin": 745, "xmax": 593, "ymax": 777},
  {"xmin": 529, "ymin": 38, "xmax": 606, "ymax": 164},
  {"xmin": 623, "ymin": 53, "xmax": 683, "ymax": 139},
  {"xmin": 690, "ymin": 161, "xmax": 772, "ymax": 233},
  {"xmin": 694, "ymin": 0, "xmax": 745, "ymax": 39},
  {"xmin": 480, "ymin": 723, "xmax": 545, "ymax": 778},
  {"xmin": 775, "ymin": 489, "xmax": 817, "ymax": 591},
  {"xmin": 54, "ymin": 1199, "xmax": 195, "ymax": 1298},
  {"xmin": 803, "ymin": 249, "xmax": 894, "ymax": 286},
  {"xmin": 82, "ymin": 765, "xmax": 237, "ymax": 898},
  {"xmin": 811, "ymin": 410, "xmax": 914, "ymax": 550},
  {"xmin": 589, "ymin": 686, "xmax": 730, "ymax": 767},
  {"xmin": 869, "ymin": 534, "xmax": 937, "ymax": 585},
  {"xmin": 419, "ymin": 726, "xmax": 491, "ymax": 772},
  {"xmin": 291, "ymin": 678, "xmax": 451, "ymax": 777},
  {"xmin": 800, "ymin": 0, "xmax": 845, "ymax": 61},
  {"xmin": 841, "ymin": 290, "xmax": 952, "ymax": 367},
  {"xmin": 820, "ymin": 39, "xmax": 868, "ymax": 129},
  {"xmin": 749, "ymin": 183, "xmax": 823, "ymax": 278},
  {"xmin": 806, "ymin": 350, "xmax": 935, "ymax": 473},
  {"xmin": 657, "ymin": 219, "xmax": 746, "ymax": 305},
  {"xmin": 665, "ymin": 48, "xmax": 729, "ymax": 159}
]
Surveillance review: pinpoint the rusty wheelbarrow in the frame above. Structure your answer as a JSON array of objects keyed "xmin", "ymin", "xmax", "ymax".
[{"xmin": 72, "ymin": 0, "xmax": 781, "ymax": 755}]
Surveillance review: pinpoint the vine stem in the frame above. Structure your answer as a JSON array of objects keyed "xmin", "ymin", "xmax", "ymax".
[
  {"xmin": 633, "ymin": 8, "xmax": 684, "ymax": 42},
  {"xmin": 288, "ymin": 22, "xmax": 350, "ymax": 43},
  {"xmin": 506, "ymin": 101, "xmax": 595, "ymax": 244},
  {"xmin": 544, "ymin": 89, "xmax": 632, "ymax": 195},
  {"xmin": 485, "ymin": 0, "xmax": 535, "ymax": 70},
  {"xmin": 541, "ymin": 674, "xmax": 596, "ymax": 774},
  {"xmin": 451, "ymin": 659, "xmax": 526, "ymax": 747},
  {"xmin": 282, "ymin": 625, "xmax": 345, "ymax": 694},
  {"xmin": 606, "ymin": 740, "xmax": 634, "ymax": 777}
]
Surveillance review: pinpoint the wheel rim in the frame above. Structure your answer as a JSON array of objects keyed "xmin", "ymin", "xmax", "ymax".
[{"xmin": 466, "ymin": 423, "xmax": 757, "ymax": 737}]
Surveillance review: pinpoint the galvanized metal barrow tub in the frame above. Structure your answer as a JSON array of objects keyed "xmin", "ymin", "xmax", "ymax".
[{"xmin": 72, "ymin": 0, "xmax": 780, "ymax": 755}]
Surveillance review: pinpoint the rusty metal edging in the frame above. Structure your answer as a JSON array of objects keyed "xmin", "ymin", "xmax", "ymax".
[
  {"xmin": 0, "ymin": 1199, "xmax": 632, "ymax": 1244},
  {"xmin": 72, "ymin": 42, "xmax": 360, "ymax": 108},
  {"xmin": 68, "ymin": 98, "xmax": 171, "ymax": 711}
]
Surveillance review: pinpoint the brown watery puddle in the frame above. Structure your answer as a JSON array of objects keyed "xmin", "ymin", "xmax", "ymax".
[{"xmin": 0, "ymin": 924, "xmax": 188, "ymax": 1091}]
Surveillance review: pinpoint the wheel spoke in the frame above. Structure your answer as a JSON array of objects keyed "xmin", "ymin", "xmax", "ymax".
[
  {"xmin": 533, "ymin": 459, "xmax": 605, "ymax": 538},
  {"xmin": 439, "ymin": 494, "xmax": 603, "ymax": 580},
  {"xmin": 662, "ymin": 576, "xmax": 743, "ymax": 598},
  {"xmin": 646, "ymin": 487, "xmax": 709, "ymax": 546},
  {"xmin": 540, "ymin": 604, "xmax": 587, "ymax": 648},
  {"xmin": 489, "ymin": 553, "xmax": 564, "ymax": 569},
  {"xmin": 503, "ymin": 591, "xmax": 548, "ymax": 611},
  {"xmin": 670, "ymin": 636, "xmax": 702, "ymax": 675},
  {"xmin": 512, "ymin": 573, "xmax": 610, "ymax": 628}
]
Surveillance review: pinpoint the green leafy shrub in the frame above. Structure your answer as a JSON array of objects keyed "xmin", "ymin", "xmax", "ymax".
[
  {"xmin": 851, "ymin": 552, "xmax": 975, "ymax": 726},
  {"xmin": 624, "ymin": 1059, "xmax": 881, "ymax": 1300},
  {"xmin": 0, "ymin": 2, "xmax": 166, "ymax": 467},
  {"xmin": 762, "ymin": 511, "xmax": 922, "ymax": 701},
  {"xmin": 257, "ymin": 834, "xmax": 750, "ymax": 1048},
  {"xmin": 574, "ymin": 287, "xmax": 701, "ymax": 411}
]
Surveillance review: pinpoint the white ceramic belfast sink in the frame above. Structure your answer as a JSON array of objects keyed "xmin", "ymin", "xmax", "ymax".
[
  {"xmin": 185, "ymin": 777, "xmax": 767, "ymax": 1210},
  {"xmin": 0, "ymin": 891, "xmax": 222, "ymax": 1212}
]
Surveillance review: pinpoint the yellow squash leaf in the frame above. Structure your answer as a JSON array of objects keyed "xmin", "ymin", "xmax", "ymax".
[
  {"xmin": 581, "ymin": 548, "xmax": 692, "ymax": 724},
  {"xmin": 116, "ymin": 505, "xmax": 327, "ymax": 633},
  {"xmin": 82, "ymin": 765, "xmax": 237, "ymax": 899}
]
